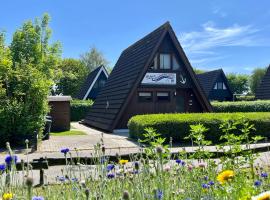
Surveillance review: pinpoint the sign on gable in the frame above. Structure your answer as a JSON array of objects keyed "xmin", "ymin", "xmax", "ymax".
[{"xmin": 141, "ymin": 73, "xmax": 176, "ymax": 85}]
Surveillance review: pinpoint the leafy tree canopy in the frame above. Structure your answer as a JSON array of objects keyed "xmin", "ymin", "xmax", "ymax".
[
  {"xmin": 10, "ymin": 13, "xmax": 61, "ymax": 80},
  {"xmin": 80, "ymin": 47, "xmax": 109, "ymax": 72},
  {"xmin": 56, "ymin": 58, "xmax": 89, "ymax": 97},
  {"xmin": 249, "ymin": 67, "xmax": 268, "ymax": 94},
  {"xmin": 226, "ymin": 73, "xmax": 249, "ymax": 94}
]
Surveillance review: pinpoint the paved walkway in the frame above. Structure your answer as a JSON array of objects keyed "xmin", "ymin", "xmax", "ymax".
[{"xmin": 39, "ymin": 122, "xmax": 138, "ymax": 152}]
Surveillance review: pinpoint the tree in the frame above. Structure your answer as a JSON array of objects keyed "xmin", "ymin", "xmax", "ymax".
[
  {"xmin": 226, "ymin": 73, "xmax": 249, "ymax": 94},
  {"xmin": 249, "ymin": 67, "xmax": 267, "ymax": 94},
  {"xmin": 56, "ymin": 58, "xmax": 89, "ymax": 96},
  {"xmin": 80, "ymin": 47, "xmax": 109, "ymax": 72},
  {"xmin": 10, "ymin": 13, "xmax": 61, "ymax": 80},
  {"xmin": 0, "ymin": 13, "xmax": 61, "ymax": 146},
  {"xmin": 193, "ymin": 68, "xmax": 206, "ymax": 74}
]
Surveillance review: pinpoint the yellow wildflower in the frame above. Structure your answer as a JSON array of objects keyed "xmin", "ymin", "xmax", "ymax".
[
  {"xmin": 119, "ymin": 160, "xmax": 128, "ymax": 165},
  {"xmin": 2, "ymin": 192, "xmax": 13, "ymax": 200},
  {"xmin": 252, "ymin": 191, "xmax": 270, "ymax": 200},
  {"xmin": 217, "ymin": 170, "xmax": 234, "ymax": 184}
]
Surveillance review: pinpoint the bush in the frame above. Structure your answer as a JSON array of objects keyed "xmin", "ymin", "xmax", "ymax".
[
  {"xmin": 128, "ymin": 112, "xmax": 270, "ymax": 143},
  {"xmin": 212, "ymin": 100, "xmax": 270, "ymax": 112},
  {"xmin": 70, "ymin": 100, "xmax": 93, "ymax": 121}
]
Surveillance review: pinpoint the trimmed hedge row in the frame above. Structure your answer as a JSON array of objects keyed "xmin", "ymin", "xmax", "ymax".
[
  {"xmin": 128, "ymin": 112, "xmax": 270, "ymax": 143},
  {"xmin": 70, "ymin": 100, "xmax": 93, "ymax": 121},
  {"xmin": 211, "ymin": 100, "xmax": 270, "ymax": 112}
]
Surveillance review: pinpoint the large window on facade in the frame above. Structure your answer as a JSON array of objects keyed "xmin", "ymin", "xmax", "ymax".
[
  {"xmin": 138, "ymin": 92, "xmax": 153, "ymax": 102},
  {"xmin": 157, "ymin": 92, "xmax": 170, "ymax": 101},
  {"xmin": 172, "ymin": 55, "xmax": 180, "ymax": 70},
  {"xmin": 214, "ymin": 82, "xmax": 227, "ymax": 90},
  {"xmin": 160, "ymin": 54, "xmax": 171, "ymax": 69}
]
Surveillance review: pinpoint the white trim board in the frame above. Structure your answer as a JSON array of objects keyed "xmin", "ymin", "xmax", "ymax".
[{"xmin": 83, "ymin": 66, "xmax": 109, "ymax": 100}]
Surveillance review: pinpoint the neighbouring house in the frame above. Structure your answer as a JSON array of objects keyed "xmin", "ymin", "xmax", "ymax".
[
  {"xmin": 48, "ymin": 96, "xmax": 72, "ymax": 132},
  {"xmin": 83, "ymin": 22, "xmax": 212, "ymax": 132},
  {"xmin": 256, "ymin": 66, "xmax": 270, "ymax": 99},
  {"xmin": 76, "ymin": 65, "xmax": 109, "ymax": 100},
  {"xmin": 197, "ymin": 69, "xmax": 233, "ymax": 101}
]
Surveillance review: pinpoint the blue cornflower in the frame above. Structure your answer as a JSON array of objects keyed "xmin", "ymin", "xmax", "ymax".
[
  {"xmin": 181, "ymin": 161, "xmax": 186, "ymax": 166},
  {"xmin": 5, "ymin": 155, "xmax": 18, "ymax": 166},
  {"xmin": 261, "ymin": 172, "xmax": 268, "ymax": 178},
  {"xmin": 71, "ymin": 177, "xmax": 78, "ymax": 182},
  {"xmin": 107, "ymin": 173, "xmax": 115, "ymax": 179},
  {"xmin": 254, "ymin": 180, "xmax": 262, "ymax": 187},
  {"xmin": 155, "ymin": 189, "xmax": 163, "ymax": 200},
  {"xmin": 60, "ymin": 148, "xmax": 70, "ymax": 154},
  {"xmin": 176, "ymin": 159, "xmax": 182, "ymax": 164},
  {"xmin": 100, "ymin": 157, "xmax": 107, "ymax": 164},
  {"xmin": 106, "ymin": 164, "xmax": 115, "ymax": 171},
  {"xmin": 57, "ymin": 176, "xmax": 66, "ymax": 182},
  {"xmin": 134, "ymin": 161, "xmax": 140, "ymax": 170},
  {"xmin": 32, "ymin": 196, "xmax": 44, "ymax": 200},
  {"xmin": 202, "ymin": 183, "xmax": 210, "ymax": 189},
  {"xmin": 208, "ymin": 181, "xmax": 214, "ymax": 186},
  {"xmin": 0, "ymin": 164, "xmax": 6, "ymax": 171}
]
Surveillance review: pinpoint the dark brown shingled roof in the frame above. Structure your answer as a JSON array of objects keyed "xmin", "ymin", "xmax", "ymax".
[
  {"xmin": 256, "ymin": 66, "xmax": 270, "ymax": 99},
  {"xmin": 84, "ymin": 22, "xmax": 212, "ymax": 131},
  {"xmin": 197, "ymin": 69, "xmax": 233, "ymax": 96},
  {"xmin": 76, "ymin": 65, "xmax": 108, "ymax": 100}
]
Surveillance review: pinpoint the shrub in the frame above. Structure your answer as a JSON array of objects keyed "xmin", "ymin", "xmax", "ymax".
[
  {"xmin": 70, "ymin": 100, "xmax": 93, "ymax": 121},
  {"xmin": 212, "ymin": 100, "xmax": 270, "ymax": 112},
  {"xmin": 128, "ymin": 112, "xmax": 270, "ymax": 143}
]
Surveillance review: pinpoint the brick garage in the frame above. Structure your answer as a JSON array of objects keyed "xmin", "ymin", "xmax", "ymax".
[{"xmin": 48, "ymin": 96, "xmax": 72, "ymax": 132}]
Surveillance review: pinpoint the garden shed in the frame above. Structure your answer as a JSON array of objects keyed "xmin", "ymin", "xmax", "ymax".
[
  {"xmin": 84, "ymin": 22, "xmax": 212, "ymax": 132},
  {"xmin": 76, "ymin": 65, "xmax": 109, "ymax": 100},
  {"xmin": 197, "ymin": 69, "xmax": 233, "ymax": 101},
  {"xmin": 256, "ymin": 65, "xmax": 270, "ymax": 99},
  {"xmin": 48, "ymin": 96, "xmax": 72, "ymax": 132}
]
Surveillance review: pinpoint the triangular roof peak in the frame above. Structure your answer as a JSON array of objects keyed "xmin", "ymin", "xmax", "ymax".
[{"xmin": 84, "ymin": 22, "xmax": 212, "ymax": 131}]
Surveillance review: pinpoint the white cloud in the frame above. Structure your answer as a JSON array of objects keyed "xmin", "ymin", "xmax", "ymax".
[{"xmin": 178, "ymin": 21, "xmax": 268, "ymax": 65}]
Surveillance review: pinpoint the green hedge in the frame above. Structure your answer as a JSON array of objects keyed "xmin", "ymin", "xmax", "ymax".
[
  {"xmin": 128, "ymin": 112, "xmax": 270, "ymax": 143},
  {"xmin": 70, "ymin": 100, "xmax": 93, "ymax": 121},
  {"xmin": 212, "ymin": 100, "xmax": 270, "ymax": 112}
]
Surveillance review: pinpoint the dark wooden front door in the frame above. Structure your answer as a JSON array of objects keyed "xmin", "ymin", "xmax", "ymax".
[{"xmin": 176, "ymin": 89, "xmax": 185, "ymax": 112}]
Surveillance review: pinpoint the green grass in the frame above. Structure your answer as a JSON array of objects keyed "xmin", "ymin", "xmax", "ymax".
[{"xmin": 50, "ymin": 130, "xmax": 86, "ymax": 136}]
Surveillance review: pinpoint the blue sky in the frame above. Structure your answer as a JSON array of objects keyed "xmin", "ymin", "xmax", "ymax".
[{"xmin": 1, "ymin": 0, "xmax": 270, "ymax": 74}]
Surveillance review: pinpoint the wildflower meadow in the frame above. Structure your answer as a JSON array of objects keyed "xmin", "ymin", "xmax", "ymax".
[{"xmin": 0, "ymin": 119, "xmax": 270, "ymax": 200}]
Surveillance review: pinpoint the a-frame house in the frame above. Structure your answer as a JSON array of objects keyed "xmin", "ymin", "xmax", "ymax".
[
  {"xmin": 84, "ymin": 22, "xmax": 212, "ymax": 132},
  {"xmin": 76, "ymin": 65, "xmax": 108, "ymax": 100},
  {"xmin": 256, "ymin": 65, "xmax": 270, "ymax": 99},
  {"xmin": 197, "ymin": 69, "xmax": 233, "ymax": 101}
]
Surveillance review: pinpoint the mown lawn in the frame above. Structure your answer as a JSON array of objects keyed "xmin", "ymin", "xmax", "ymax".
[{"xmin": 50, "ymin": 130, "xmax": 86, "ymax": 136}]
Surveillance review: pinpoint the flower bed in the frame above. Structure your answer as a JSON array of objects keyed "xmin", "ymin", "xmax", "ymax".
[{"xmin": 0, "ymin": 122, "xmax": 270, "ymax": 199}]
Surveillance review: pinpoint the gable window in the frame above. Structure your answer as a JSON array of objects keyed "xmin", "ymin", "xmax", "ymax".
[
  {"xmin": 217, "ymin": 82, "xmax": 223, "ymax": 90},
  {"xmin": 223, "ymin": 83, "xmax": 227, "ymax": 90},
  {"xmin": 214, "ymin": 82, "xmax": 227, "ymax": 90},
  {"xmin": 160, "ymin": 54, "xmax": 171, "ymax": 69},
  {"xmin": 157, "ymin": 92, "xmax": 170, "ymax": 101},
  {"xmin": 149, "ymin": 55, "xmax": 158, "ymax": 70},
  {"xmin": 172, "ymin": 55, "xmax": 180, "ymax": 70},
  {"xmin": 138, "ymin": 92, "xmax": 153, "ymax": 102}
]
